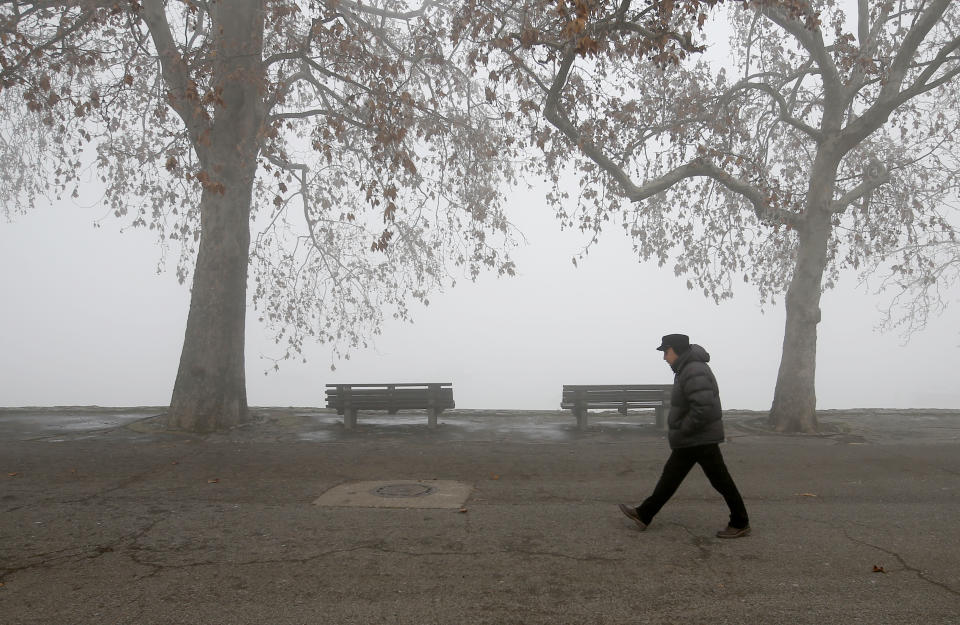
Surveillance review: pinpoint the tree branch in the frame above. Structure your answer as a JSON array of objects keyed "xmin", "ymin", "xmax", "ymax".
[
  {"xmin": 543, "ymin": 43, "xmax": 802, "ymax": 229},
  {"xmin": 878, "ymin": 0, "xmax": 952, "ymax": 99},
  {"xmin": 269, "ymin": 107, "xmax": 336, "ymax": 122},
  {"xmin": 336, "ymin": 0, "xmax": 439, "ymax": 21},
  {"xmin": 844, "ymin": 19, "xmax": 959, "ymax": 148},
  {"xmin": 759, "ymin": 3, "xmax": 843, "ymax": 106},
  {"xmin": 894, "ymin": 37, "xmax": 960, "ymax": 102},
  {"xmin": 857, "ymin": 0, "xmax": 869, "ymax": 49},
  {"xmin": 141, "ymin": 0, "xmax": 210, "ymax": 147},
  {"xmin": 0, "ymin": 3, "xmax": 104, "ymax": 85},
  {"xmin": 634, "ymin": 157, "xmax": 804, "ymax": 228},
  {"xmin": 722, "ymin": 77, "xmax": 824, "ymax": 140},
  {"xmin": 831, "ymin": 163, "xmax": 890, "ymax": 213}
]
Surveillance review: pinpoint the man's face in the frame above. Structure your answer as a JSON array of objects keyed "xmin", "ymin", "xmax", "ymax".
[{"xmin": 663, "ymin": 347, "xmax": 678, "ymax": 366}]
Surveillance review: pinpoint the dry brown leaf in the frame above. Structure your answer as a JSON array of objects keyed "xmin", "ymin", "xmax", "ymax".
[
  {"xmin": 872, "ymin": 565, "xmax": 886, "ymax": 573},
  {"xmin": 7, "ymin": 472, "xmax": 19, "ymax": 478},
  {"xmin": 207, "ymin": 478, "xmax": 219, "ymax": 484},
  {"xmin": 490, "ymin": 474, "xmax": 499, "ymax": 480},
  {"xmin": 457, "ymin": 508, "xmax": 468, "ymax": 514},
  {"xmin": 795, "ymin": 493, "xmax": 818, "ymax": 497}
]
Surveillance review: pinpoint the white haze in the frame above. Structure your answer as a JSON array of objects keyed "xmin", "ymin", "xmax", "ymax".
[
  {"xmin": 1, "ymin": 180, "xmax": 958, "ymax": 411},
  {"xmin": 2, "ymin": 1, "xmax": 958, "ymax": 411}
]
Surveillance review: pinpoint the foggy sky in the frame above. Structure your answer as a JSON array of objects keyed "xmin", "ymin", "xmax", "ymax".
[
  {"xmin": 2, "ymin": 1, "xmax": 958, "ymax": 412},
  {"xmin": 2, "ymin": 182, "xmax": 958, "ymax": 411}
]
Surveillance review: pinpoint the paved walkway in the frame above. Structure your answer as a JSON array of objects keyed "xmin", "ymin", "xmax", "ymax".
[{"xmin": 1, "ymin": 407, "xmax": 959, "ymax": 624}]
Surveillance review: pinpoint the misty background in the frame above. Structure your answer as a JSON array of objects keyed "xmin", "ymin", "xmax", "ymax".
[
  {"xmin": 2, "ymin": 180, "xmax": 958, "ymax": 411},
  {"xmin": 2, "ymin": 1, "xmax": 958, "ymax": 413}
]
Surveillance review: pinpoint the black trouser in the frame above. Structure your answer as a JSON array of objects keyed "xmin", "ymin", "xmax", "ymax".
[{"xmin": 636, "ymin": 443, "xmax": 749, "ymax": 529}]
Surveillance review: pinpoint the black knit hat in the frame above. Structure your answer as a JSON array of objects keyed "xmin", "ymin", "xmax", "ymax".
[{"xmin": 656, "ymin": 333, "xmax": 690, "ymax": 352}]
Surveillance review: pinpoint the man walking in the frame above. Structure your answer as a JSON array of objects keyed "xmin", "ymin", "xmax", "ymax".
[{"xmin": 619, "ymin": 334, "xmax": 750, "ymax": 538}]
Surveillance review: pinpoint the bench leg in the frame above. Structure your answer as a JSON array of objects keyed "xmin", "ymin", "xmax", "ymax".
[
  {"xmin": 345, "ymin": 409, "xmax": 358, "ymax": 430},
  {"xmin": 655, "ymin": 406, "xmax": 666, "ymax": 430},
  {"xmin": 428, "ymin": 408, "xmax": 438, "ymax": 428},
  {"xmin": 576, "ymin": 408, "xmax": 588, "ymax": 430}
]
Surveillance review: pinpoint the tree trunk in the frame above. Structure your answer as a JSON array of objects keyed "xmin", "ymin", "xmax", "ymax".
[
  {"xmin": 166, "ymin": 2, "xmax": 264, "ymax": 432},
  {"xmin": 768, "ymin": 158, "xmax": 839, "ymax": 433},
  {"xmin": 167, "ymin": 173, "xmax": 254, "ymax": 432}
]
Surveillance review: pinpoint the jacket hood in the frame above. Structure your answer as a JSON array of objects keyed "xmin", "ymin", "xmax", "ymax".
[{"xmin": 671, "ymin": 344, "xmax": 710, "ymax": 373}]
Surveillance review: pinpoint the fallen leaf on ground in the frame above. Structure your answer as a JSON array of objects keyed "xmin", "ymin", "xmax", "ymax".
[
  {"xmin": 873, "ymin": 565, "xmax": 886, "ymax": 573},
  {"xmin": 7, "ymin": 472, "xmax": 19, "ymax": 477},
  {"xmin": 457, "ymin": 508, "xmax": 468, "ymax": 514},
  {"xmin": 490, "ymin": 474, "xmax": 499, "ymax": 480},
  {"xmin": 171, "ymin": 461, "xmax": 179, "ymax": 465},
  {"xmin": 207, "ymin": 478, "xmax": 219, "ymax": 484},
  {"xmin": 795, "ymin": 493, "xmax": 818, "ymax": 497}
]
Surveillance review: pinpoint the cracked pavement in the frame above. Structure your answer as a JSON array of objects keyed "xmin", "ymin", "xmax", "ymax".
[{"xmin": 1, "ymin": 407, "xmax": 959, "ymax": 624}]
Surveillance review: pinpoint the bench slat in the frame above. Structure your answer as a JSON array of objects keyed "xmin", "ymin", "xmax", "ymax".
[
  {"xmin": 326, "ymin": 393, "xmax": 452, "ymax": 401},
  {"xmin": 325, "ymin": 383, "xmax": 452, "ymax": 388},
  {"xmin": 561, "ymin": 391, "xmax": 667, "ymax": 400},
  {"xmin": 562, "ymin": 384, "xmax": 672, "ymax": 391},
  {"xmin": 326, "ymin": 393, "xmax": 454, "ymax": 402},
  {"xmin": 325, "ymin": 390, "xmax": 448, "ymax": 393},
  {"xmin": 327, "ymin": 397, "xmax": 454, "ymax": 404},
  {"xmin": 560, "ymin": 401, "xmax": 664, "ymax": 409}
]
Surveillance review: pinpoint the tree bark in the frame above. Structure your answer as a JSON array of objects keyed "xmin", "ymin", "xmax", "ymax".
[
  {"xmin": 166, "ymin": 1, "xmax": 265, "ymax": 432},
  {"xmin": 768, "ymin": 155, "xmax": 839, "ymax": 433}
]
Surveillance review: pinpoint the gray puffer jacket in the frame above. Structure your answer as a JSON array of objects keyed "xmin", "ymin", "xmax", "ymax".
[{"xmin": 666, "ymin": 344, "xmax": 725, "ymax": 449}]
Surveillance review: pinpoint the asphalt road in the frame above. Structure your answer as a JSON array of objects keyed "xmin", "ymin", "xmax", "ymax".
[{"xmin": 1, "ymin": 406, "xmax": 959, "ymax": 624}]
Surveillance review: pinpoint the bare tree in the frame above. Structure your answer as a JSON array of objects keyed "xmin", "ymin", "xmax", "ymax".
[
  {"xmin": 0, "ymin": 0, "xmax": 519, "ymax": 431},
  {"xmin": 462, "ymin": 0, "xmax": 960, "ymax": 432}
]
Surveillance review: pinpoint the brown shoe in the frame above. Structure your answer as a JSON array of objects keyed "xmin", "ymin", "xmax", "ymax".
[
  {"xmin": 618, "ymin": 504, "xmax": 647, "ymax": 531},
  {"xmin": 716, "ymin": 525, "xmax": 751, "ymax": 539}
]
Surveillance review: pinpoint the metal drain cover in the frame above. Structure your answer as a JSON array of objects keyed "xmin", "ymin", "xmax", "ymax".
[
  {"xmin": 313, "ymin": 480, "xmax": 472, "ymax": 509},
  {"xmin": 372, "ymin": 483, "xmax": 435, "ymax": 498}
]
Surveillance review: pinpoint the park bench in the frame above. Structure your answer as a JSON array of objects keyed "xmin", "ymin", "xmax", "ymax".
[
  {"xmin": 561, "ymin": 384, "xmax": 672, "ymax": 430},
  {"xmin": 325, "ymin": 383, "xmax": 455, "ymax": 429}
]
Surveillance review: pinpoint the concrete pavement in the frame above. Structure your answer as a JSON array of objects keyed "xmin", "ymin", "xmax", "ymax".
[{"xmin": 1, "ymin": 406, "xmax": 959, "ymax": 624}]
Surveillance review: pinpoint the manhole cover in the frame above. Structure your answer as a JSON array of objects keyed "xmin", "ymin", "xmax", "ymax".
[
  {"xmin": 371, "ymin": 483, "xmax": 435, "ymax": 498},
  {"xmin": 314, "ymin": 480, "xmax": 470, "ymax": 508}
]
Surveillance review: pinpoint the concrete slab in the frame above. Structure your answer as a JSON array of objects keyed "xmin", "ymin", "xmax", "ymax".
[
  {"xmin": 0, "ymin": 406, "xmax": 163, "ymax": 441},
  {"xmin": 313, "ymin": 480, "xmax": 472, "ymax": 509}
]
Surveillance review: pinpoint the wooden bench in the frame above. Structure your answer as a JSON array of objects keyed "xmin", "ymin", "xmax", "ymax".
[
  {"xmin": 325, "ymin": 383, "xmax": 454, "ymax": 429},
  {"xmin": 561, "ymin": 384, "xmax": 672, "ymax": 430}
]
